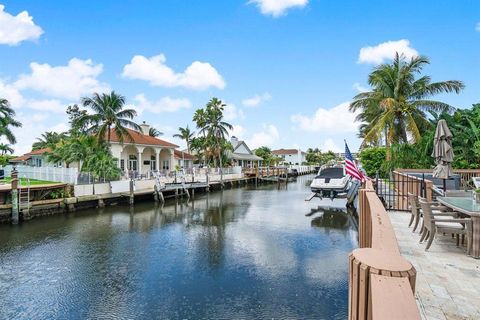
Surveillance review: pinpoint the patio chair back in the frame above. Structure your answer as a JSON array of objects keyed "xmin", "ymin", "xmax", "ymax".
[
  {"xmin": 408, "ymin": 193, "xmax": 419, "ymax": 218},
  {"xmin": 419, "ymin": 199, "xmax": 434, "ymax": 232}
]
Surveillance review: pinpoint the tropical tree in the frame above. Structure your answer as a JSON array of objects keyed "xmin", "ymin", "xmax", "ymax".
[
  {"xmin": 32, "ymin": 131, "xmax": 67, "ymax": 150},
  {"xmin": 173, "ymin": 126, "xmax": 195, "ymax": 154},
  {"xmin": 0, "ymin": 143, "xmax": 14, "ymax": 155},
  {"xmin": 350, "ymin": 53, "xmax": 464, "ymax": 147},
  {"xmin": 0, "ymin": 98, "xmax": 22, "ymax": 144},
  {"xmin": 77, "ymin": 91, "xmax": 140, "ymax": 143},
  {"xmin": 148, "ymin": 127, "xmax": 163, "ymax": 137}
]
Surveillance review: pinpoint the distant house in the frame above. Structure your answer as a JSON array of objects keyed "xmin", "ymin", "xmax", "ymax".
[
  {"xmin": 10, "ymin": 147, "xmax": 65, "ymax": 167},
  {"xmin": 228, "ymin": 136, "xmax": 263, "ymax": 168},
  {"xmin": 272, "ymin": 148, "xmax": 306, "ymax": 165},
  {"xmin": 11, "ymin": 122, "xmax": 196, "ymax": 174},
  {"xmin": 174, "ymin": 150, "xmax": 195, "ymax": 169}
]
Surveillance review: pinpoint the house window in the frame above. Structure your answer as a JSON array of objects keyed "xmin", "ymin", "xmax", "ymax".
[
  {"xmin": 128, "ymin": 155, "xmax": 137, "ymax": 171},
  {"xmin": 162, "ymin": 160, "xmax": 169, "ymax": 170},
  {"xmin": 120, "ymin": 159, "xmax": 125, "ymax": 170},
  {"xmin": 150, "ymin": 156, "xmax": 156, "ymax": 170}
]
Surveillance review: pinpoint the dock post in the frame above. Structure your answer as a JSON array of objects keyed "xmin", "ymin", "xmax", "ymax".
[
  {"xmin": 98, "ymin": 198, "xmax": 105, "ymax": 208},
  {"xmin": 191, "ymin": 188, "xmax": 195, "ymax": 198},
  {"xmin": 11, "ymin": 169, "xmax": 19, "ymax": 224},
  {"xmin": 129, "ymin": 178, "xmax": 134, "ymax": 205},
  {"xmin": 159, "ymin": 191, "xmax": 165, "ymax": 203}
]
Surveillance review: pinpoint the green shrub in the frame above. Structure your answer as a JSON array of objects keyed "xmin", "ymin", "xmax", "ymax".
[{"xmin": 359, "ymin": 147, "xmax": 387, "ymax": 178}]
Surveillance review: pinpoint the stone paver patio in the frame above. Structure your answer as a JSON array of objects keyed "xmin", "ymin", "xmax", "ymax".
[{"xmin": 389, "ymin": 211, "xmax": 480, "ymax": 320}]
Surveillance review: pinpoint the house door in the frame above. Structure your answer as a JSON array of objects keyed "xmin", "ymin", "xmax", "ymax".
[{"xmin": 128, "ymin": 155, "xmax": 137, "ymax": 171}]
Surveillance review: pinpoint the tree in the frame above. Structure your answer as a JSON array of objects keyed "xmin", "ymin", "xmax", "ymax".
[
  {"xmin": 254, "ymin": 146, "xmax": 272, "ymax": 165},
  {"xmin": 0, "ymin": 143, "xmax": 13, "ymax": 155},
  {"xmin": 66, "ymin": 104, "xmax": 88, "ymax": 135},
  {"xmin": 0, "ymin": 98, "xmax": 22, "ymax": 144},
  {"xmin": 149, "ymin": 127, "xmax": 163, "ymax": 137},
  {"xmin": 173, "ymin": 126, "xmax": 195, "ymax": 154},
  {"xmin": 350, "ymin": 53, "xmax": 464, "ymax": 147},
  {"xmin": 77, "ymin": 91, "xmax": 140, "ymax": 143},
  {"xmin": 32, "ymin": 131, "xmax": 67, "ymax": 150}
]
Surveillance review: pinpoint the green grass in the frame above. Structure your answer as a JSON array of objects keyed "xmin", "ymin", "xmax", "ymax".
[{"xmin": 0, "ymin": 177, "xmax": 58, "ymax": 185}]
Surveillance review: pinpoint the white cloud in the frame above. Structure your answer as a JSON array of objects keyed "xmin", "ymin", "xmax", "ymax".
[
  {"xmin": 352, "ymin": 82, "xmax": 369, "ymax": 93},
  {"xmin": 249, "ymin": 0, "xmax": 308, "ymax": 17},
  {"xmin": 223, "ymin": 104, "xmax": 245, "ymax": 121},
  {"xmin": 32, "ymin": 113, "xmax": 47, "ymax": 122},
  {"xmin": 229, "ymin": 124, "xmax": 246, "ymax": 138},
  {"xmin": 476, "ymin": 22, "xmax": 480, "ymax": 32},
  {"xmin": 15, "ymin": 58, "xmax": 109, "ymax": 100},
  {"xmin": 247, "ymin": 124, "xmax": 279, "ymax": 149},
  {"xmin": 242, "ymin": 92, "xmax": 271, "ymax": 107},
  {"xmin": 133, "ymin": 94, "xmax": 191, "ymax": 114},
  {"xmin": 320, "ymin": 138, "xmax": 341, "ymax": 153},
  {"xmin": 25, "ymin": 99, "xmax": 66, "ymax": 113},
  {"xmin": 122, "ymin": 54, "xmax": 225, "ymax": 90},
  {"xmin": 290, "ymin": 102, "xmax": 359, "ymax": 134},
  {"xmin": 358, "ymin": 39, "xmax": 418, "ymax": 64},
  {"xmin": 0, "ymin": 4, "xmax": 43, "ymax": 46},
  {"xmin": 10, "ymin": 114, "xmax": 67, "ymax": 155},
  {"xmin": 0, "ymin": 79, "xmax": 25, "ymax": 106}
]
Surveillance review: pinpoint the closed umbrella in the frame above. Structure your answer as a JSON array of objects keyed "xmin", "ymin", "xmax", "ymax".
[{"xmin": 432, "ymin": 119, "xmax": 454, "ymax": 193}]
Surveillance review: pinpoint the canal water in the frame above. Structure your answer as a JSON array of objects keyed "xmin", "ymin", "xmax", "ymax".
[{"xmin": 0, "ymin": 175, "xmax": 357, "ymax": 319}]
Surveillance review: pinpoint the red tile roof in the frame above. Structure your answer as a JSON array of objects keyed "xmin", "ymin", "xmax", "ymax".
[
  {"xmin": 10, "ymin": 155, "xmax": 32, "ymax": 162},
  {"xmin": 28, "ymin": 147, "xmax": 52, "ymax": 155},
  {"xmin": 108, "ymin": 128, "xmax": 178, "ymax": 148},
  {"xmin": 272, "ymin": 148, "xmax": 302, "ymax": 155},
  {"xmin": 174, "ymin": 150, "xmax": 195, "ymax": 160}
]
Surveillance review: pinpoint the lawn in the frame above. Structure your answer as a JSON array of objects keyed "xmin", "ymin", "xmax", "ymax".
[{"xmin": 0, "ymin": 177, "xmax": 58, "ymax": 185}]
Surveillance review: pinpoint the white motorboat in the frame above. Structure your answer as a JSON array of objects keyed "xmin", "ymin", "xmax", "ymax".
[{"xmin": 310, "ymin": 164, "xmax": 353, "ymax": 200}]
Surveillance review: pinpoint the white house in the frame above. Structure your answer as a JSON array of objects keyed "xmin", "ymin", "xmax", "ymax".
[
  {"xmin": 272, "ymin": 148, "xmax": 306, "ymax": 165},
  {"xmin": 11, "ymin": 122, "xmax": 196, "ymax": 175},
  {"xmin": 228, "ymin": 136, "xmax": 263, "ymax": 168}
]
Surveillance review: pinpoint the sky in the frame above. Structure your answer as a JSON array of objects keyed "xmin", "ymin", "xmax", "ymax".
[{"xmin": 0, "ymin": 0, "xmax": 479, "ymax": 155}]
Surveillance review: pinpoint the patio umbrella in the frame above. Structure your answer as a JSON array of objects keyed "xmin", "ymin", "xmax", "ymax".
[{"xmin": 432, "ymin": 119, "xmax": 454, "ymax": 192}]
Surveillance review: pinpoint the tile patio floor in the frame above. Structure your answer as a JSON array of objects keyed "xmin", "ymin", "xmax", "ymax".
[{"xmin": 389, "ymin": 211, "xmax": 480, "ymax": 320}]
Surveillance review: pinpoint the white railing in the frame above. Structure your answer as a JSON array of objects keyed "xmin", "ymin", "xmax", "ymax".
[{"xmin": 3, "ymin": 165, "xmax": 78, "ymax": 184}]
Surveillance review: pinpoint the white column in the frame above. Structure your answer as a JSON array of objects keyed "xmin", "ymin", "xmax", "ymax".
[
  {"xmin": 155, "ymin": 149, "xmax": 160, "ymax": 172},
  {"xmin": 137, "ymin": 152, "xmax": 142, "ymax": 175},
  {"xmin": 170, "ymin": 149, "xmax": 175, "ymax": 171}
]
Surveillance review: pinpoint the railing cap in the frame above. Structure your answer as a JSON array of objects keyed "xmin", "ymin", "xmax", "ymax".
[{"xmin": 352, "ymin": 248, "xmax": 412, "ymax": 272}]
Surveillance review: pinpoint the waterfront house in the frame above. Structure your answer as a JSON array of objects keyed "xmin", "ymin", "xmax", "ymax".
[
  {"xmin": 272, "ymin": 148, "xmax": 306, "ymax": 165},
  {"xmin": 228, "ymin": 136, "xmax": 263, "ymax": 168},
  {"xmin": 10, "ymin": 122, "xmax": 195, "ymax": 175}
]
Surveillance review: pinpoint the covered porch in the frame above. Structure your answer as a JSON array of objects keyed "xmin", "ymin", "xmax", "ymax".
[
  {"xmin": 230, "ymin": 153, "xmax": 263, "ymax": 168},
  {"xmin": 111, "ymin": 143, "xmax": 175, "ymax": 176}
]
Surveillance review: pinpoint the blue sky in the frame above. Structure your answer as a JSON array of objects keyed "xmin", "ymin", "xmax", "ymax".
[{"xmin": 0, "ymin": 0, "xmax": 479, "ymax": 155}]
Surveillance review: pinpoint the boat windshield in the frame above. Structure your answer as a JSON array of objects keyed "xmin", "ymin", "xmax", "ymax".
[{"xmin": 316, "ymin": 167, "xmax": 344, "ymax": 179}]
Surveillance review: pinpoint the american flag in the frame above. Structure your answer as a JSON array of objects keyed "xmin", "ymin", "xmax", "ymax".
[{"xmin": 344, "ymin": 141, "xmax": 366, "ymax": 182}]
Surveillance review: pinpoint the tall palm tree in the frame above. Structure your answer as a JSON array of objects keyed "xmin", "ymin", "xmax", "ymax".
[
  {"xmin": 78, "ymin": 91, "xmax": 140, "ymax": 143},
  {"xmin": 0, "ymin": 143, "xmax": 13, "ymax": 155},
  {"xmin": 32, "ymin": 131, "xmax": 67, "ymax": 150},
  {"xmin": 204, "ymin": 98, "xmax": 233, "ymax": 167},
  {"xmin": 350, "ymin": 53, "xmax": 464, "ymax": 147},
  {"xmin": 148, "ymin": 127, "xmax": 163, "ymax": 137},
  {"xmin": 0, "ymin": 98, "xmax": 22, "ymax": 144},
  {"xmin": 173, "ymin": 126, "xmax": 195, "ymax": 154}
]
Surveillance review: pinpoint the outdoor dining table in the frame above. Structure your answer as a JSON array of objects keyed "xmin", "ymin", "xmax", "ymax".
[{"xmin": 437, "ymin": 196, "xmax": 480, "ymax": 258}]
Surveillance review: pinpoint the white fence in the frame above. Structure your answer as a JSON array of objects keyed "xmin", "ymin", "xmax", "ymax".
[{"xmin": 3, "ymin": 165, "xmax": 78, "ymax": 184}]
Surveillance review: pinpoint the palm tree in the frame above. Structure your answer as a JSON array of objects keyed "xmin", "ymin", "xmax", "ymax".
[
  {"xmin": 148, "ymin": 127, "xmax": 163, "ymax": 137},
  {"xmin": 0, "ymin": 143, "xmax": 13, "ymax": 155},
  {"xmin": 0, "ymin": 98, "xmax": 22, "ymax": 144},
  {"xmin": 204, "ymin": 98, "xmax": 233, "ymax": 167},
  {"xmin": 350, "ymin": 53, "xmax": 464, "ymax": 147},
  {"xmin": 173, "ymin": 126, "xmax": 195, "ymax": 154},
  {"xmin": 32, "ymin": 131, "xmax": 67, "ymax": 150},
  {"xmin": 78, "ymin": 91, "xmax": 141, "ymax": 143}
]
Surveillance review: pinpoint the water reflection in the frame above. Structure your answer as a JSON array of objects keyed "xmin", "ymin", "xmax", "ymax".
[{"xmin": 0, "ymin": 175, "xmax": 357, "ymax": 319}]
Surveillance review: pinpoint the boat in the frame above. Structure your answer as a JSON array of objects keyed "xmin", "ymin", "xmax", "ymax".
[{"xmin": 309, "ymin": 163, "xmax": 353, "ymax": 200}]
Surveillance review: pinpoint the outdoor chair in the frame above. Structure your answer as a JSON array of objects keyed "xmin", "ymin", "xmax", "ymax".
[
  {"xmin": 407, "ymin": 193, "xmax": 456, "ymax": 233},
  {"xmin": 419, "ymin": 199, "xmax": 472, "ymax": 253}
]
